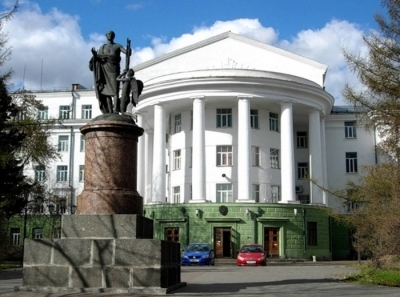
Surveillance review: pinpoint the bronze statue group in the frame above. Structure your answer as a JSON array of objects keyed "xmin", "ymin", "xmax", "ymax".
[{"xmin": 89, "ymin": 30, "xmax": 143, "ymax": 115}]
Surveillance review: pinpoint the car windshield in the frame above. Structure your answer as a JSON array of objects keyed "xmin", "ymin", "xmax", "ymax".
[
  {"xmin": 240, "ymin": 245, "xmax": 263, "ymax": 253},
  {"xmin": 186, "ymin": 244, "xmax": 210, "ymax": 252}
]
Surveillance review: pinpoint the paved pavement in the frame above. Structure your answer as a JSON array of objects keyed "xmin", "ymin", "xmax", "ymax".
[{"xmin": 1, "ymin": 260, "xmax": 399, "ymax": 296}]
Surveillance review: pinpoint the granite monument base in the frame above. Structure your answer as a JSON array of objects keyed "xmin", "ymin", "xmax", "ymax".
[{"xmin": 17, "ymin": 215, "xmax": 185, "ymax": 294}]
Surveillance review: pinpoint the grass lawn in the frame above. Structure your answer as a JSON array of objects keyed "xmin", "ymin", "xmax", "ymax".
[
  {"xmin": 345, "ymin": 265, "xmax": 400, "ymax": 287},
  {"xmin": 0, "ymin": 261, "xmax": 21, "ymax": 271}
]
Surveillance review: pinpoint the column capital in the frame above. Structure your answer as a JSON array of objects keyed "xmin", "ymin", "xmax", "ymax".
[
  {"xmin": 237, "ymin": 95, "xmax": 253, "ymax": 100},
  {"xmin": 190, "ymin": 95, "xmax": 205, "ymax": 100}
]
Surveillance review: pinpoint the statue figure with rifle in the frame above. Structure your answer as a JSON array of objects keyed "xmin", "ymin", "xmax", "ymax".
[{"xmin": 89, "ymin": 30, "xmax": 143, "ymax": 115}]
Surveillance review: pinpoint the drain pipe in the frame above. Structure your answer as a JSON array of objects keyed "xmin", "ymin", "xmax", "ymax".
[{"xmin": 303, "ymin": 209, "xmax": 306, "ymax": 253}]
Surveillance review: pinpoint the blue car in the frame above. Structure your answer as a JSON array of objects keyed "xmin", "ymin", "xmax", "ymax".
[{"xmin": 181, "ymin": 243, "xmax": 215, "ymax": 266}]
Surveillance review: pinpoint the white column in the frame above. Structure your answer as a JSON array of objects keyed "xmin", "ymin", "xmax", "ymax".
[
  {"xmin": 309, "ymin": 109, "xmax": 323, "ymax": 204},
  {"xmin": 136, "ymin": 115, "xmax": 145, "ymax": 199},
  {"xmin": 144, "ymin": 130, "xmax": 153, "ymax": 204},
  {"xmin": 320, "ymin": 117, "xmax": 328, "ymax": 205},
  {"xmin": 151, "ymin": 104, "xmax": 165, "ymax": 203},
  {"xmin": 237, "ymin": 97, "xmax": 253, "ymax": 202},
  {"xmin": 191, "ymin": 96, "xmax": 206, "ymax": 203},
  {"xmin": 280, "ymin": 102, "xmax": 296, "ymax": 202}
]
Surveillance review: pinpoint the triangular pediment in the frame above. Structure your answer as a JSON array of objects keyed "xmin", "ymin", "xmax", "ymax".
[{"xmin": 134, "ymin": 31, "xmax": 327, "ymax": 87}]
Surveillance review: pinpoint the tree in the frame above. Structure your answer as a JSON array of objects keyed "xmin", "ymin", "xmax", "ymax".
[
  {"xmin": 342, "ymin": 0, "xmax": 400, "ymax": 267},
  {"xmin": 0, "ymin": 1, "xmax": 61, "ymax": 219}
]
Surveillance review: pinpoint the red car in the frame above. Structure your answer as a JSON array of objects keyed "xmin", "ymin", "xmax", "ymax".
[{"xmin": 236, "ymin": 244, "xmax": 267, "ymax": 266}]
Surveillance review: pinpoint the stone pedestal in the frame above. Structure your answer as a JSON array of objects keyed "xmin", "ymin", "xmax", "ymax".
[
  {"xmin": 77, "ymin": 114, "xmax": 143, "ymax": 215},
  {"xmin": 17, "ymin": 115, "xmax": 184, "ymax": 294}
]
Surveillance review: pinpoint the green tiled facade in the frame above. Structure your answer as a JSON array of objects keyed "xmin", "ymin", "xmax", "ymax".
[{"xmin": 144, "ymin": 203, "xmax": 350, "ymax": 260}]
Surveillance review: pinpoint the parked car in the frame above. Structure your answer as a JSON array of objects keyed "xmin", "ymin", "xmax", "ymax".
[
  {"xmin": 181, "ymin": 243, "xmax": 215, "ymax": 266},
  {"xmin": 236, "ymin": 244, "xmax": 267, "ymax": 266}
]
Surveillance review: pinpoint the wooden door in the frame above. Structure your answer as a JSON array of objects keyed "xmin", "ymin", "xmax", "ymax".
[
  {"xmin": 214, "ymin": 227, "xmax": 232, "ymax": 258},
  {"xmin": 264, "ymin": 227, "xmax": 279, "ymax": 257}
]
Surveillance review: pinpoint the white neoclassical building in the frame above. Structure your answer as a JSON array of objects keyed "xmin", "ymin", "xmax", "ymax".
[
  {"xmin": 27, "ymin": 31, "xmax": 377, "ymax": 214},
  {"xmin": 23, "ymin": 32, "xmax": 378, "ymax": 259}
]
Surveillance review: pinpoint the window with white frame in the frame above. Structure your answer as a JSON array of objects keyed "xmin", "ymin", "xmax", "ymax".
[
  {"xmin": 216, "ymin": 146, "xmax": 233, "ymax": 166},
  {"xmin": 173, "ymin": 150, "xmax": 181, "ymax": 170},
  {"xmin": 10, "ymin": 228, "xmax": 20, "ymax": 246},
  {"xmin": 298, "ymin": 194, "xmax": 310, "ymax": 204},
  {"xmin": 82, "ymin": 105, "xmax": 92, "ymax": 119},
  {"xmin": 173, "ymin": 186, "xmax": 180, "ymax": 203},
  {"xmin": 33, "ymin": 228, "xmax": 43, "ymax": 239},
  {"xmin": 80, "ymin": 135, "xmax": 85, "ymax": 152},
  {"xmin": 344, "ymin": 121, "xmax": 357, "ymax": 138},
  {"xmin": 58, "ymin": 135, "xmax": 69, "ymax": 152},
  {"xmin": 251, "ymin": 146, "xmax": 260, "ymax": 166},
  {"xmin": 271, "ymin": 186, "xmax": 280, "ymax": 203},
  {"xmin": 297, "ymin": 162, "xmax": 308, "ymax": 179},
  {"xmin": 79, "ymin": 165, "xmax": 85, "ymax": 182},
  {"xmin": 296, "ymin": 132, "xmax": 308, "ymax": 148},
  {"xmin": 270, "ymin": 148, "xmax": 279, "ymax": 169},
  {"xmin": 56, "ymin": 165, "xmax": 68, "ymax": 182},
  {"xmin": 37, "ymin": 106, "xmax": 48, "ymax": 120},
  {"xmin": 59, "ymin": 105, "xmax": 70, "ymax": 119},
  {"xmin": 174, "ymin": 114, "xmax": 181, "ymax": 133},
  {"xmin": 346, "ymin": 152, "xmax": 358, "ymax": 173},
  {"xmin": 216, "ymin": 184, "xmax": 233, "ymax": 203},
  {"xmin": 250, "ymin": 109, "xmax": 259, "ymax": 129},
  {"xmin": 252, "ymin": 184, "xmax": 260, "ymax": 202},
  {"xmin": 269, "ymin": 112, "xmax": 279, "ymax": 132},
  {"xmin": 216, "ymin": 108, "xmax": 232, "ymax": 128},
  {"xmin": 35, "ymin": 165, "xmax": 46, "ymax": 181}
]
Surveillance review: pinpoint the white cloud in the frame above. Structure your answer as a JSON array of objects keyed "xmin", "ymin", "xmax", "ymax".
[
  {"xmin": 3, "ymin": 2, "xmax": 367, "ymax": 105},
  {"xmin": 278, "ymin": 20, "xmax": 369, "ymax": 105}
]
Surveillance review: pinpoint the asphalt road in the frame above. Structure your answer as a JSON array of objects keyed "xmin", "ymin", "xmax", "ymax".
[{"xmin": 0, "ymin": 262, "xmax": 399, "ymax": 297}]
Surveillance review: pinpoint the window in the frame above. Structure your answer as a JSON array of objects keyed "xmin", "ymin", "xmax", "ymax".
[
  {"xmin": 346, "ymin": 152, "xmax": 358, "ymax": 173},
  {"xmin": 174, "ymin": 114, "xmax": 181, "ymax": 133},
  {"xmin": 271, "ymin": 186, "xmax": 280, "ymax": 203},
  {"xmin": 190, "ymin": 111, "xmax": 193, "ymax": 130},
  {"xmin": 80, "ymin": 135, "xmax": 85, "ymax": 152},
  {"xmin": 216, "ymin": 184, "xmax": 233, "ymax": 203},
  {"xmin": 58, "ymin": 135, "xmax": 69, "ymax": 152},
  {"xmin": 35, "ymin": 165, "xmax": 46, "ymax": 181},
  {"xmin": 216, "ymin": 146, "xmax": 233, "ymax": 166},
  {"xmin": 269, "ymin": 112, "xmax": 279, "ymax": 132},
  {"xmin": 173, "ymin": 186, "xmax": 180, "ymax": 203},
  {"xmin": 59, "ymin": 105, "xmax": 70, "ymax": 119},
  {"xmin": 33, "ymin": 228, "xmax": 43, "ymax": 239},
  {"xmin": 307, "ymin": 222, "xmax": 318, "ymax": 246},
  {"xmin": 57, "ymin": 165, "xmax": 68, "ymax": 182},
  {"xmin": 173, "ymin": 150, "xmax": 181, "ymax": 170},
  {"xmin": 298, "ymin": 162, "xmax": 308, "ymax": 179},
  {"xmin": 10, "ymin": 228, "xmax": 20, "ymax": 246},
  {"xmin": 165, "ymin": 227, "xmax": 180, "ymax": 242},
  {"xmin": 37, "ymin": 106, "xmax": 48, "ymax": 120},
  {"xmin": 216, "ymin": 108, "xmax": 232, "ymax": 128},
  {"xmin": 296, "ymin": 132, "xmax": 308, "ymax": 148},
  {"xmin": 250, "ymin": 109, "xmax": 259, "ymax": 129},
  {"xmin": 252, "ymin": 184, "xmax": 260, "ymax": 202},
  {"xmin": 82, "ymin": 105, "xmax": 92, "ymax": 119},
  {"xmin": 345, "ymin": 121, "xmax": 357, "ymax": 138},
  {"xmin": 298, "ymin": 194, "xmax": 310, "ymax": 204},
  {"xmin": 252, "ymin": 146, "xmax": 260, "ymax": 166},
  {"xmin": 79, "ymin": 165, "xmax": 85, "ymax": 182},
  {"xmin": 270, "ymin": 149, "xmax": 279, "ymax": 169}
]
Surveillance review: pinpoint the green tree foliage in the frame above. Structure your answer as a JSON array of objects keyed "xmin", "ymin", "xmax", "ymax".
[
  {"xmin": 0, "ymin": 2, "xmax": 60, "ymax": 218},
  {"xmin": 342, "ymin": 0, "xmax": 400, "ymax": 267}
]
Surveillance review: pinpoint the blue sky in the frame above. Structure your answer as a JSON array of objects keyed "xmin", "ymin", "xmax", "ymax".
[{"xmin": 1, "ymin": 0, "xmax": 388, "ymax": 105}]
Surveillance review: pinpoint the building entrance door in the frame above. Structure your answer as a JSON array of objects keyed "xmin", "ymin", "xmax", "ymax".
[
  {"xmin": 264, "ymin": 227, "xmax": 279, "ymax": 257},
  {"xmin": 214, "ymin": 227, "xmax": 232, "ymax": 258}
]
